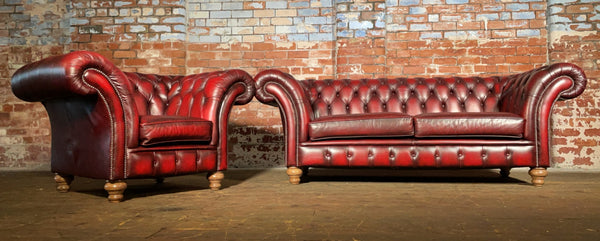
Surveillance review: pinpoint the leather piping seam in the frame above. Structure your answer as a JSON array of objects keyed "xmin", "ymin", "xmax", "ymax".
[
  {"xmin": 83, "ymin": 68, "xmax": 126, "ymax": 180},
  {"xmin": 535, "ymin": 76, "xmax": 575, "ymax": 167},
  {"xmin": 265, "ymin": 81, "xmax": 298, "ymax": 167},
  {"xmin": 215, "ymin": 82, "xmax": 246, "ymax": 171}
]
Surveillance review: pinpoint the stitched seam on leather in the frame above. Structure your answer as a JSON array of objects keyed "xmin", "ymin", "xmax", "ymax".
[
  {"xmin": 266, "ymin": 81, "xmax": 298, "ymax": 167},
  {"xmin": 82, "ymin": 68, "xmax": 119, "ymax": 180},
  {"xmin": 537, "ymin": 77, "xmax": 574, "ymax": 167}
]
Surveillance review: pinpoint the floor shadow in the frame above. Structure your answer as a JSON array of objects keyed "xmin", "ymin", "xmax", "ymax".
[
  {"xmin": 70, "ymin": 169, "xmax": 266, "ymax": 201},
  {"xmin": 302, "ymin": 168, "xmax": 529, "ymax": 185}
]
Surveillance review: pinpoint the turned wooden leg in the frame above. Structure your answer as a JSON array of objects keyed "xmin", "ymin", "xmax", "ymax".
[
  {"xmin": 286, "ymin": 166, "xmax": 303, "ymax": 185},
  {"xmin": 207, "ymin": 171, "xmax": 224, "ymax": 191},
  {"xmin": 54, "ymin": 173, "xmax": 74, "ymax": 193},
  {"xmin": 104, "ymin": 181, "xmax": 127, "ymax": 203},
  {"xmin": 529, "ymin": 167, "xmax": 548, "ymax": 187},
  {"xmin": 500, "ymin": 168, "xmax": 511, "ymax": 178}
]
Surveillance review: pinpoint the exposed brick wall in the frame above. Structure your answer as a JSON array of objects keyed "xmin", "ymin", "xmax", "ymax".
[
  {"xmin": 1, "ymin": 0, "xmax": 598, "ymax": 169},
  {"xmin": 69, "ymin": 0, "xmax": 187, "ymax": 75},
  {"xmin": 547, "ymin": 0, "xmax": 600, "ymax": 168}
]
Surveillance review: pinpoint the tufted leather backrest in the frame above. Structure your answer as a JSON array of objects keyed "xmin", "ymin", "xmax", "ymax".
[
  {"xmin": 126, "ymin": 72, "xmax": 223, "ymax": 118},
  {"xmin": 301, "ymin": 77, "xmax": 506, "ymax": 119}
]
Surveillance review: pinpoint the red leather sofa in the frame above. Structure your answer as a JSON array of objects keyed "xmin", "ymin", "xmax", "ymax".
[
  {"xmin": 255, "ymin": 64, "xmax": 586, "ymax": 186},
  {"xmin": 11, "ymin": 51, "xmax": 255, "ymax": 202}
]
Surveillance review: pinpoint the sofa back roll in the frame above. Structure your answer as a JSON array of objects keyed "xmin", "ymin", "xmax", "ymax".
[{"xmin": 300, "ymin": 77, "xmax": 506, "ymax": 118}]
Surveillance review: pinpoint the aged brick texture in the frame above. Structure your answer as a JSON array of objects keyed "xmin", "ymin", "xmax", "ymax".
[
  {"xmin": 548, "ymin": 0, "xmax": 600, "ymax": 168},
  {"xmin": 1, "ymin": 0, "xmax": 69, "ymax": 169},
  {"xmin": 1, "ymin": 0, "xmax": 599, "ymax": 169}
]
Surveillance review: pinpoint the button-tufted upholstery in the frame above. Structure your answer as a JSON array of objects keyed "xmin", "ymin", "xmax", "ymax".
[
  {"xmin": 255, "ymin": 63, "xmax": 587, "ymax": 186},
  {"xmin": 11, "ymin": 51, "xmax": 255, "ymax": 202}
]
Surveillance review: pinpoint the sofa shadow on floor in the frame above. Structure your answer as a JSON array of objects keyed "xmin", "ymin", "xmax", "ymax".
[
  {"xmin": 300, "ymin": 168, "xmax": 529, "ymax": 185},
  {"xmin": 68, "ymin": 169, "xmax": 267, "ymax": 201}
]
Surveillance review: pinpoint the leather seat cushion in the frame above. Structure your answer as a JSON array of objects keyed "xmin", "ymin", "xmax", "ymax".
[
  {"xmin": 309, "ymin": 113, "xmax": 414, "ymax": 141},
  {"xmin": 139, "ymin": 115, "xmax": 212, "ymax": 146},
  {"xmin": 414, "ymin": 112, "xmax": 524, "ymax": 138}
]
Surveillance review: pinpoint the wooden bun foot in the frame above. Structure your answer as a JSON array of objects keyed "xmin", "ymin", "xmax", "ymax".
[
  {"xmin": 54, "ymin": 173, "xmax": 73, "ymax": 193},
  {"xmin": 529, "ymin": 167, "xmax": 548, "ymax": 187},
  {"xmin": 104, "ymin": 181, "xmax": 127, "ymax": 203},
  {"xmin": 207, "ymin": 171, "xmax": 224, "ymax": 191},
  {"xmin": 286, "ymin": 167, "xmax": 303, "ymax": 185}
]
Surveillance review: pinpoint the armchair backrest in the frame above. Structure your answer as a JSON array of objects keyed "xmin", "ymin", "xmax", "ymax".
[
  {"xmin": 126, "ymin": 72, "xmax": 221, "ymax": 119},
  {"xmin": 300, "ymin": 77, "xmax": 507, "ymax": 119}
]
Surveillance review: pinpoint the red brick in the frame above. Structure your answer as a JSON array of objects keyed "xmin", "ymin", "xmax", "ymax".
[
  {"xmin": 434, "ymin": 57, "xmax": 457, "ymax": 65},
  {"xmin": 573, "ymin": 157, "xmax": 593, "ymax": 166},
  {"xmin": 437, "ymin": 65, "xmax": 461, "ymax": 74},
  {"xmin": 566, "ymin": 4, "xmax": 594, "ymax": 13},
  {"xmin": 113, "ymin": 50, "xmax": 136, "ymax": 59},
  {"xmin": 243, "ymin": 51, "xmax": 265, "ymax": 59},
  {"xmin": 403, "ymin": 66, "xmax": 426, "ymax": 75},
  {"xmin": 253, "ymin": 42, "xmax": 275, "ymax": 51},
  {"xmin": 123, "ymin": 59, "xmax": 148, "ymax": 66},
  {"xmin": 506, "ymin": 56, "xmax": 530, "ymax": 64},
  {"xmin": 288, "ymin": 51, "xmax": 309, "ymax": 58}
]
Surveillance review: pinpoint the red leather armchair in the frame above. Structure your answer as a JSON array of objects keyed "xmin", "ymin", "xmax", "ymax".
[
  {"xmin": 255, "ymin": 64, "xmax": 586, "ymax": 186},
  {"xmin": 11, "ymin": 51, "xmax": 255, "ymax": 202}
]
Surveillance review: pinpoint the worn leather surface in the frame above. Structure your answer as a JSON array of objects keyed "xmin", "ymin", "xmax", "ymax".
[
  {"xmin": 11, "ymin": 51, "xmax": 255, "ymax": 180},
  {"xmin": 413, "ymin": 112, "xmax": 524, "ymax": 138},
  {"xmin": 139, "ymin": 115, "xmax": 212, "ymax": 146},
  {"xmin": 255, "ymin": 63, "xmax": 586, "ymax": 169},
  {"xmin": 309, "ymin": 113, "xmax": 414, "ymax": 140}
]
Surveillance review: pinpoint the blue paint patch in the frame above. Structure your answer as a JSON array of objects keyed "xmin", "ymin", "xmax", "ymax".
[
  {"xmin": 355, "ymin": 30, "xmax": 366, "ymax": 37},
  {"xmin": 420, "ymin": 32, "xmax": 442, "ymax": 39},
  {"xmin": 398, "ymin": 0, "xmax": 419, "ymax": 6},
  {"xmin": 409, "ymin": 7, "xmax": 427, "ymax": 15},
  {"xmin": 446, "ymin": 0, "xmax": 469, "ymax": 4},
  {"xmin": 516, "ymin": 29, "xmax": 540, "ymax": 37}
]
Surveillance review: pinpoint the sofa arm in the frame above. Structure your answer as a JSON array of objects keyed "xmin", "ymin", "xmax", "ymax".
[
  {"xmin": 499, "ymin": 63, "xmax": 586, "ymax": 166},
  {"xmin": 499, "ymin": 63, "xmax": 586, "ymax": 126},
  {"xmin": 254, "ymin": 69, "xmax": 314, "ymax": 166}
]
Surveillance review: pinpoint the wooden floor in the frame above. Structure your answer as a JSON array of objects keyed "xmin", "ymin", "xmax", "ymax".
[{"xmin": 1, "ymin": 168, "xmax": 599, "ymax": 240}]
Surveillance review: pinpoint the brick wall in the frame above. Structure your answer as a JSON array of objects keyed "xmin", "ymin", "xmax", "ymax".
[
  {"xmin": 1, "ymin": 0, "xmax": 598, "ymax": 169},
  {"xmin": 547, "ymin": 0, "xmax": 599, "ymax": 168}
]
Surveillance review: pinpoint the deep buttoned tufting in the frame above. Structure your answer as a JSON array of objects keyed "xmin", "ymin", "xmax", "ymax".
[
  {"xmin": 255, "ymin": 63, "xmax": 587, "ymax": 186},
  {"xmin": 10, "ymin": 51, "xmax": 255, "ymax": 202}
]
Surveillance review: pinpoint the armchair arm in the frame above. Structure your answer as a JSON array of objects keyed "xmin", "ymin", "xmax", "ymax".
[
  {"xmin": 11, "ymin": 51, "xmax": 131, "ymax": 101},
  {"xmin": 197, "ymin": 69, "xmax": 254, "ymax": 170},
  {"xmin": 498, "ymin": 63, "xmax": 586, "ymax": 166},
  {"xmin": 254, "ymin": 69, "xmax": 314, "ymax": 166},
  {"xmin": 12, "ymin": 50, "xmax": 139, "ymax": 144},
  {"xmin": 11, "ymin": 51, "xmax": 139, "ymax": 179}
]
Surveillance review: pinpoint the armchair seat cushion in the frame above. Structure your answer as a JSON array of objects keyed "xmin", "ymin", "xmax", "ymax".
[
  {"xmin": 308, "ymin": 113, "xmax": 414, "ymax": 141},
  {"xmin": 413, "ymin": 112, "xmax": 524, "ymax": 138},
  {"xmin": 139, "ymin": 115, "xmax": 212, "ymax": 146}
]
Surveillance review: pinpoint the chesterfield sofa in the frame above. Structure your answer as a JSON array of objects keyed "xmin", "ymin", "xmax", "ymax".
[
  {"xmin": 11, "ymin": 51, "xmax": 255, "ymax": 202},
  {"xmin": 255, "ymin": 63, "xmax": 586, "ymax": 186}
]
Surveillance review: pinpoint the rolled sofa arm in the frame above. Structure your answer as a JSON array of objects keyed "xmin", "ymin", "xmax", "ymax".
[
  {"xmin": 498, "ymin": 63, "xmax": 586, "ymax": 167},
  {"xmin": 254, "ymin": 69, "xmax": 314, "ymax": 166},
  {"xmin": 499, "ymin": 63, "xmax": 586, "ymax": 124}
]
